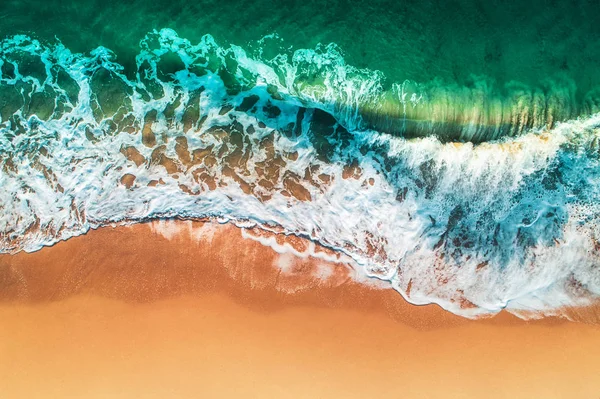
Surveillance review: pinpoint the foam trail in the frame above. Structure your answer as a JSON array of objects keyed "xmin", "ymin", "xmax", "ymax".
[{"xmin": 1, "ymin": 30, "xmax": 600, "ymax": 320}]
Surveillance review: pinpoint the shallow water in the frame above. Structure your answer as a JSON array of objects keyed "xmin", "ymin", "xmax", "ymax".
[{"xmin": 1, "ymin": 1, "xmax": 600, "ymax": 319}]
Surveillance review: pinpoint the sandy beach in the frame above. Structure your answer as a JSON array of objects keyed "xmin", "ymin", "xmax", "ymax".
[{"xmin": 1, "ymin": 221, "xmax": 599, "ymax": 398}]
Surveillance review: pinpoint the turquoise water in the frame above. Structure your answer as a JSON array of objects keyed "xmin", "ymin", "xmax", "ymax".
[
  {"xmin": 2, "ymin": 1, "xmax": 600, "ymax": 139},
  {"xmin": 1, "ymin": 1, "xmax": 600, "ymax": 319}
]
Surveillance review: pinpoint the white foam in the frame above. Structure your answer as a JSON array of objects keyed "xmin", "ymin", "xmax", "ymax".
[{"xmin": 1, "ymin": 30, "xmax": 600, "ymax": 319}]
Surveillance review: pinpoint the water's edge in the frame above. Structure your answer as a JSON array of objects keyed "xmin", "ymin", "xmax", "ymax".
[{"xmin": 2, "ymin": 30, "xmax": 600, "ymax": 320}]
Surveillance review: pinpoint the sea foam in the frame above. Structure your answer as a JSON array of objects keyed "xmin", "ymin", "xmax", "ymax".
[{"xmin": 1, "ymin": 29, "xmax": 600, "ymax": 319}]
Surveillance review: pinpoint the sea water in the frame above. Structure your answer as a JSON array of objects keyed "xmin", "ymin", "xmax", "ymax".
[{"xmin": 1, "ymin": 1, "xmax": 600, "ymax": 319}]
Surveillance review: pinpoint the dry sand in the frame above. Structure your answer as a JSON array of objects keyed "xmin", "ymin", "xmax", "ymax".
[{"xmin": 0, "ymin": 221, "xmax": 599, "ymax": 398}]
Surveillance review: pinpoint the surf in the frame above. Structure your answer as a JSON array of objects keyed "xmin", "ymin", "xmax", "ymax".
[{"xmin": 1, "ymin": 29, "xmax": 600, "ymax": 320}]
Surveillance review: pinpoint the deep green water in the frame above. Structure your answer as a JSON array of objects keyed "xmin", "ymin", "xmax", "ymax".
[{"xmin": 2, "ymin": 0, "xmax": 599, "ymax": 94}]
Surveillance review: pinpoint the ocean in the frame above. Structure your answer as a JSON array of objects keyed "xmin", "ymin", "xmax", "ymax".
[{"xmin": 1, "ymin": 0, "xmax": 600, "ymax": 319}]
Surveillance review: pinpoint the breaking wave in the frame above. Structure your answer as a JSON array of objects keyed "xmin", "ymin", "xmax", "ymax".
[{"xmin": 1, "ymin": 29, "xmax": 600, "ymax": 319}]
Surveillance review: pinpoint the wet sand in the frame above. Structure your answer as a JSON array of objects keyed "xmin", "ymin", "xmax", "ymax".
[{"xmin": 1, "ymin": 221, "xmax": 599, "ymax": 398}]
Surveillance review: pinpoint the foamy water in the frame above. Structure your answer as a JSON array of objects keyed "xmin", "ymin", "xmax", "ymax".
[{"xmin": 1, "ymin": 30, "xmax": 600, "ymax": 319}]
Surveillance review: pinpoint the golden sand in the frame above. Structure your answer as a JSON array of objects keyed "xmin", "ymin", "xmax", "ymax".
[{"xmin": 0, "ymin": 221, "xmax": 599, "ymax": 398}]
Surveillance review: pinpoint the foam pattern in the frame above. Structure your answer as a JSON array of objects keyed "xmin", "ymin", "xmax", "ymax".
[{"xmin": 1, "ymin": 30, "xmax": 600, "ymax": 318}]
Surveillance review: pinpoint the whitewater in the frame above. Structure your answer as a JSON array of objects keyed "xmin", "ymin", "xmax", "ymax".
[{"xmin": 1, "ymin": 29, "xmax": 600, "ymax": 319}]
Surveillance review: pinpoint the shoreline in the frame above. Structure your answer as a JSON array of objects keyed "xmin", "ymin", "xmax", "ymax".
[
  {"xmin": 1, "ymin": 221, "xmax": 600, "ymax": 398},
  {"xmin": 3, "ymin": 219, "xmax": 598, "ymax": 325},
  {"xmin": 0, "ymin": 220, "xmax": 468, "ymax": 329}
]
